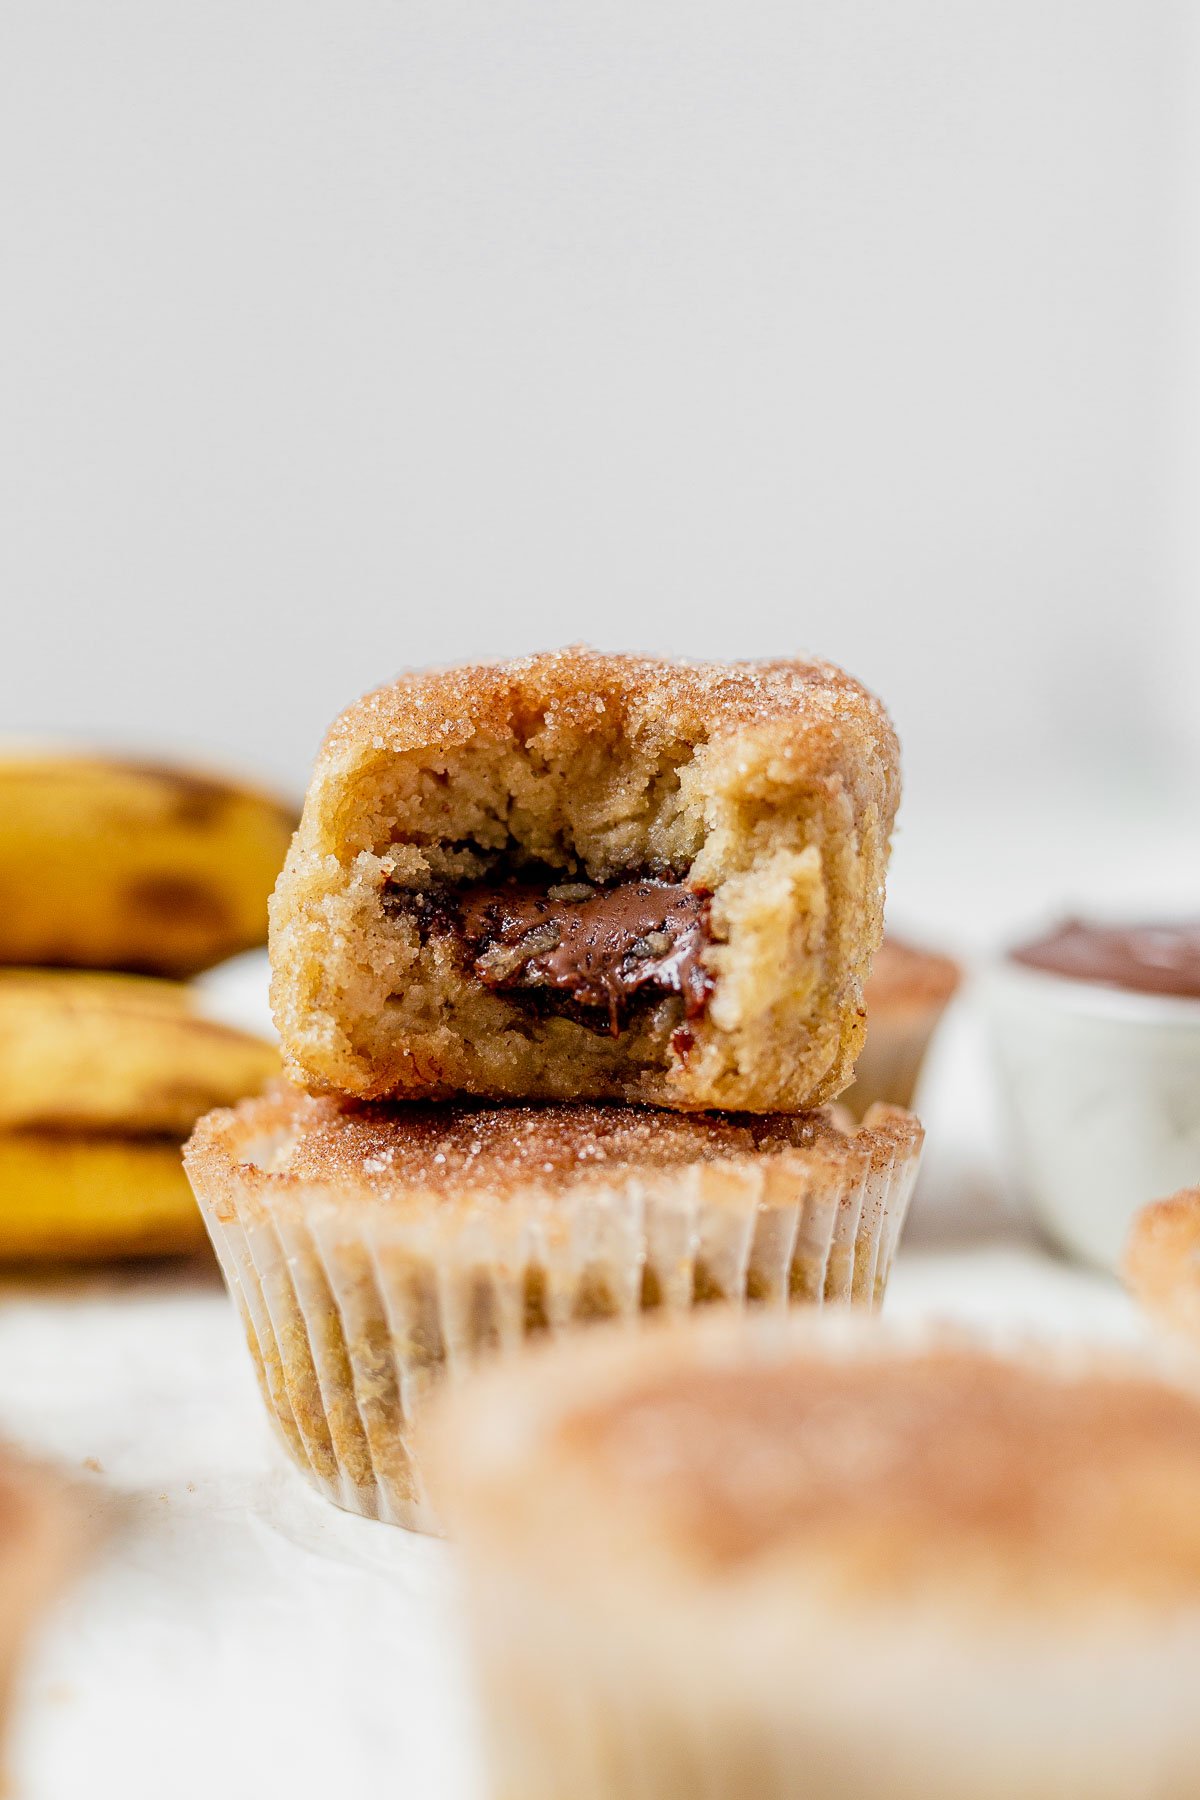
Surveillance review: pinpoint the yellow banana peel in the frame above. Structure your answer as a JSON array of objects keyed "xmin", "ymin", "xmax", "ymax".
[
  {"xmin": 0, "ymin": 969, "xmax": 279, "ymax": 1135},
  {"xmin": 0, "ymin": 967, "xmax": 279, "ymax": 1259},
  {"xmin": 0, "ymin": 752, "xmax": 297, "ymax": 977},
  {"xmin": 0, "ymin": 1136, "xmax": 208, "ymax": 1260}
]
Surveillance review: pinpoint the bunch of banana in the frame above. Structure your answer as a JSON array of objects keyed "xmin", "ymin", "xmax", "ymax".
[
  {"xmin": 0, "ymin": 971, "xmax": 279, "ymax": 1259},
  {"xmin": 0, "ymin": 751, "xmax": 297, "ymax": 977},
  {"xmin": 0, "ymin": 748, "xmax": 293, "ymax": 1258}
]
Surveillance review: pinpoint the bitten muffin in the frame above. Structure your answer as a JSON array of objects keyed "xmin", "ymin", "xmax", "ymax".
[
  {"xmin": 184, "ymin": 1086, "xmax": 922, "ymax": 1530},
  {"xmin": 840, "ymin": 934, "xmax": 960, "ymax": 1119},
  {"xmin": 269, "ymin": 649, "xmax": 900, "ymax": 1112},
  {"xmin": 429, "ymin": 1315, "xmax": 1200, "ymax": 1800},
  {"xmin": 1125, "ymin": 1188, "xmax": 1200, "ymax": 1342}
]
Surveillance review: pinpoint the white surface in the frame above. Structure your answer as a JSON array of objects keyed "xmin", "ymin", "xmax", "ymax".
[{"xmin": 0, "ymin": 959, "xmax": 1158, "ymax": 1800}]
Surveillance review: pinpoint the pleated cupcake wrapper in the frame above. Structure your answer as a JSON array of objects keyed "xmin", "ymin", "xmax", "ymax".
[
  {"xmin": 461, "ymin": 1510, "xmax": 1200, "ymax": 1800},
  {"xmin": 198, "ymin": 1131, "xmax": 921, "ymax": 1530},
  {"xmin": 465, "ymin": 1568, "xmax": 788, "ymax": 1800}
]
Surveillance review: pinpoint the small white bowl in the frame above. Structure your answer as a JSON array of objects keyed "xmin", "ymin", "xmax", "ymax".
[{"xmin": 985, "ymin": 959, "xmax": 1200, "ymax": 1272}]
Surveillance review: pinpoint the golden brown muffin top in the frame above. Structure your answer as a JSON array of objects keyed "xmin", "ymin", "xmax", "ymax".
[
  {"xmin": 187, "ymin": 1082, "xmax": 919, "ymax": 1205},
  {"xmin": 318, "ymin": 646, "xmax": 898, "ymax": 786},
  {"xmin": 1125, "ymin": 1189, "xmax": 1200, "ymax": 1341},
  {"xmin": 439, "ymin": 1325, "xmax": 1200, "ymax": 1616},
  {"xmin": 866, "ymin": 934, "xmax": 961, "ymax": 1012}
]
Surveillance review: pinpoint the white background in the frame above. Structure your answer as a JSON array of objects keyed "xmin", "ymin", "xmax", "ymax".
[{"xmin": 3, "ymin": 1, "xmax": 1199, "ymax": 832}]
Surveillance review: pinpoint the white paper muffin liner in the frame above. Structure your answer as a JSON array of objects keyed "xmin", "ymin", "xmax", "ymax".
[
  {"xmin": 187, "ymin": 1100, "xmax": 923, "ymax": 1531},
  {"xmin": 460, "ymin": 1558, "xmax": 1200, "ymax": 1800}
]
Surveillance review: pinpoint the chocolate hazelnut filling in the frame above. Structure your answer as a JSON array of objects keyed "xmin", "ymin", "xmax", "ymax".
[
  {"xmin": 1010, "ymin": 919, "xmax": 1200, "ymax": 1000},
  {"xmin": 385, "ymin": 876, "xmax": 715, "ymax": 1036}
]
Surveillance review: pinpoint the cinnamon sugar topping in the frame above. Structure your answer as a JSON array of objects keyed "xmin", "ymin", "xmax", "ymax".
[{"xmin": 562, "ymin": 1345, "xmax": 1200, "ymax": 1604}]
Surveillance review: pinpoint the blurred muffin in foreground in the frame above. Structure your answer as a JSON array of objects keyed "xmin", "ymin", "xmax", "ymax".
[
  {"xmin": 0, "ymin": 1448, "xmax": 91, "ymax": 1774},
  {"xmin": 0, "ymin": 749, "xmax": 296, "ymax": 977},
  {"xmin": 0, "ymin": 970, "xmax": 278, "ymax": 1259},
  {"xmin": 840, "ymin": 933, "xmax": 960, "ymax": 1120},
  {"xmin": 1125, "ymin": 1188, "xmax": 1200, "ymax": 1343},
  {"xmin": 429, "ymin": 1315, "xmax": 1200, "ymax": 1800},
  {"xmin": 184, "ymin": 1086, "xmax": 923, "ymax": 1530}
]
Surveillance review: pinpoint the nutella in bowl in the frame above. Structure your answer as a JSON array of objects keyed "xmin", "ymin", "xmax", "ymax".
[
  {"xmin": 987, "ymin": 917, "xmax": 1200, "ymax": 1273},
  {"xmin": 1010, "ymin": 919, "xmax": 1200, "ymax": 1001}
]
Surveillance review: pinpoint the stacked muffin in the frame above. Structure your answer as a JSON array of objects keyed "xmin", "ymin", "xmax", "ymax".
[{"xmin": 186, "ymin": 649, "xmax": 924, "ymax": 1528}]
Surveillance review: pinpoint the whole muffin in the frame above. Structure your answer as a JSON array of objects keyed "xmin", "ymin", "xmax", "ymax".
[
  {"xmin": 1125, "ymin": 1187, "xmax": 1200, "ymax": 1342},
  {"xmin": 429, "ymin": 1314, "xmax": 1200, "ymax": 1799},
  {"xmin": 185, "ymin": 1086, "xmax": 923, "ymax": 1529}
]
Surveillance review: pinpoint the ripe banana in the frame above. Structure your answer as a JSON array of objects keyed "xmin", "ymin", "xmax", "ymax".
[
  {"xmin": 0, "ymin": 751, "xmax": 297, "ymax": 977},
  {"xmin": 0, "ymin": 969, "xmax": 279, "ymax": 1134},
  {"xmin": 0, "ymin": 1136, "xmax": 208, "ymax": 1260},
  {"xmin": 0, "ymin": 968, "xmax": 279, "ymax": 1259}
]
